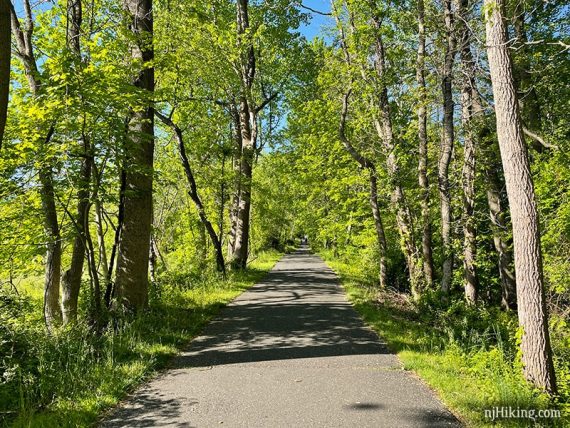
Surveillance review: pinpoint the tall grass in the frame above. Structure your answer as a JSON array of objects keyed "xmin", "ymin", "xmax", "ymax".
[{"xmin": 0, "ymin": 250, "xmax": 281, "ymax": 427}]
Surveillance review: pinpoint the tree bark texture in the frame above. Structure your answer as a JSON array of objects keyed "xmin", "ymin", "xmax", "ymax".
[
  {"xmin": 484, "ymin": 0, "xmax": 557, "ymax": 394},
  {"xmin": 439, "ymin": 0, "xmax": 456, "ymax": 294},
  {"xmin": 416, "ymin": 0, "xmax": 435, "ymax": 286},
  {"xmin": 229, "ymin": 0, "xmax": 256, "ymax": 269},
  {"xmin": 115, "ymin": 0, "xmax": 155, "ymax": 311},
  {"xmin": 458, "ymin": 0, "xmax": 478, "ymax": 304},
  {"xmin": 39, "ymin": 163, "xmax": 63, "ymax": 329}
]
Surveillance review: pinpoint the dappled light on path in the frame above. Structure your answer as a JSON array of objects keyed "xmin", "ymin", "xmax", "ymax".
[{"xmin": 103, "ymin": 249, "xmax": 460, "ymax": 427}]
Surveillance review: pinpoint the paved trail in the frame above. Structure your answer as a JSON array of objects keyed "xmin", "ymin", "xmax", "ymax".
[{"xmin": 103, "ymin": 248, "xmax": 461, "ymax": 427}]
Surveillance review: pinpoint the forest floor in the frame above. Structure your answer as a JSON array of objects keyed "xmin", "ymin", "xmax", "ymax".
[{"xmin": 102, "ymin": 247, "xmax": 459, "ymax": 428}]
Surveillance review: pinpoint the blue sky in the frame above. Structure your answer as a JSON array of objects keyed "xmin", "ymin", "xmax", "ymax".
[
  {"xmin": 297, "ymin": 0, "xmax": 334, "ymax": 41},
  {"xmin": 12, "ymin": 0, "xmax": 334, "ymax": 42}
]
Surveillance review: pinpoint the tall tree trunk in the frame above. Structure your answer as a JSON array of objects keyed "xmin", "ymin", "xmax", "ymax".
[
  {"xmin": 339, "ymin": 91, "xmax": 388, "ymax": 288},
  {"xmin": 231, "ymin": 96, "xmax": 254, "ymax": 269},
  {"xmin": 416, "ymin": 0, "xmax": 434, "ymax": 286},
  {"xmin": 61, "ymin": 139, "xmax": 91, "ymax": 323},
  {"xmin": 458, "ymin": 0, "xmax": 478, "ymax": 304},
  {"xmin": 370, "ymin": 14, "xmax": 425, "ymax": 298},
  {"xmin": 229, "ymin": 0, "xmax": 256, "ymax": 269},
  {"xmin": 61, "ymin": 0, "xmax": 93, "ymax": 324},
  {"xmin": 368, "ymin": 169, "xmax": 388, "ymax": 288},
  {"xmin": 227, "ymin": 109, "xmax": 242, "ymax": 258},
  {"xmin": 11, "ymin": 2, "xmax": 62, "ymax": 329},
  {"xmin": 484, "ymin": 0, "xmax": 557, "ymax": 394},
  {"xmin": 115, "ymin": 0, "xmax": 154, "ymax": 311},
  {"xmin": 39, "ymin": 162, "xmax": 63, "ymax": 329},
  {"xmin": 439, "ymin": 0, "xmax": 456, "ymax": 294},
  {"xmin": 0, "ymin": 0, "xmax": 10, "ymax": 148},
  {"xmin": 155, "ymin": 111, "xmax": 226, "ymax": 274},
  {"xmin": 485, "ymin": 163, "xmax": 517, "ymax": 310}
]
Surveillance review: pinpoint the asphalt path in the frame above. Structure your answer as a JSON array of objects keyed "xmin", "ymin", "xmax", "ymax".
[{"xmin": 102, "ymin": 248, "xmax": 461, "ymax": 427}]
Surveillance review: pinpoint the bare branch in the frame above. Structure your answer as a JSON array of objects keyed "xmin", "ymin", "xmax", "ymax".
[
  {"xmin": 523, "ymin": 127, "xmax": 559, "ymax": 150},
  {"xmin": 300, "ymin": 3, "xmax": 331, "ymax": 16},
  {"xmin": 254, "ymin": 92, "xmax": 278, "ymax": 114}
]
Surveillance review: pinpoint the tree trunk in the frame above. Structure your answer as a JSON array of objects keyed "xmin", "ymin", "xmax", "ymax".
[
  {"xmin": 368, "ymin": 169, "xmax": 388, "ymax": 288},
  {"xmin": 439, "ymin": 0, "xmax": 456, "ymax": 294},
  {"xmin": 484, "ymin": 0, "xmax": 557, "ymax": 394},
  {"xmin": 10, "ymin": 3, "xmax": 62, "ymax": 329},
  {"xmin": 149, "ymin": 234, "xmax": 158, "ymax": 284},
  {"xmin": 39, "ymin": 164, "xmax": 63, "ymax": 329},
  {"xmin": 485, "ymin": 164, "xmax": 517, "ymax": 310},
  {"xmin": 338, "ymin": 91, "xmax": 388, "ymax": 288},
  {"xmin": 230, "ymin": 97, "xmax": 254, "ymax": 269},
  {"xmin": 0, "ymin": 0, "xmax": 10, "ymax": 148},
  {"xmin": 94, "ymin": 194, "xmax": 110, "ymax": 298},
  {"xmin": 229, "ymin": 0, "xmax": 256, "ymax": 270},
  {"xmin": 416, "ymin": 0, "xmax": 434, "ymax": 286},
  {"xmin": 61, "ymin": 0, "xmax": 94, "ymax": 325},
  {"xmin": 227, "ymin": 109, "xmax": 242, "ymax": 258},
  {"xmin": 84, "ymin": 214, "xmax": 101, "ymax": 318},
  {"xmin": 458, "ymin": 0, "xmax": 478, "ymax": 304},
  {"xmin": 115, "ymin": 0, "xmax": 154, "ymax": 311},
  {"xmin": 61, "ymin": 146, "xmax": 91, "ymax": 323},
  {"xmin": 156, "ymin": 111, "xmax": 227, "ymax": 274},
  {"xmin": 370, "ymin": 16, "xmax": 424, "ymax": 298}
]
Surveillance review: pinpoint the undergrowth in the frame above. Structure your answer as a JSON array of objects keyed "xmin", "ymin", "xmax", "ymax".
[
  {"xmin": 321, "ymin": 250, "xmax": 570, "ymax": 427},
  {"xmin": 0, "ymin": 250, "xmax": 281, "ymax": 427}
]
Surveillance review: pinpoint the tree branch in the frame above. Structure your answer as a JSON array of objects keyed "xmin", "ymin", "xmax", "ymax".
[
  {"xmin": 254, "ymin": 92, "xmax": 278, "ymax": 114},
  {"xmin": 300, "ymin": 3, "xmax": 332, "ymax": 16},
  {"xmin": 523, "ymin": 127, "xmax": 559, "ymax": 150},
  {"xmin": 339, "ymin": 89, "xmax": 375, "ymax": 170}
]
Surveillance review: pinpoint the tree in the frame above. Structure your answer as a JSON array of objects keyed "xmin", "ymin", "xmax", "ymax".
[
  {"xmin": 10, "ymin": 0, "xmax": 62, "ymax": 329},
  {"xmin": 338, "ymin": 90, "xmax": 388, "ymax": 288},
  {"xmin": 366, "ymin": 4, "xmax": 425, "ymax": 298},
  {"xmin": 457, "ymin": 0, "xmax": 479, "ymax": 303},
  {"xmin": 0, "ymin": 0, "xmax": 9, "ymax": 148},
  {"xmin": 61, "ymin": 0, "xmax": 94, "ymax": 324},
  {"xmin": 439, "ymin": 0, "xmax": 456, "ymax": 294},
  {"xmin": 484, "ymin": 0, "xmax": 557, "ymax": 394},
  {"xmin": 155, "ymin": 110, "xmax": 226, "ymax": 275},
  {"xmin": 114, "ymin": 0, "xmax": 155, "ymax": 311},
  {"xmin": 416, "ymin": 0, "xmax": 434, "ymax": 286}
]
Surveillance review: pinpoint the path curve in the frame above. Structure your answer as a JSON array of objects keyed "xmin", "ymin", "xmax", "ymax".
[{"xmin": 103, "ymin": 248, "xmax": 461, "ymax": 427}]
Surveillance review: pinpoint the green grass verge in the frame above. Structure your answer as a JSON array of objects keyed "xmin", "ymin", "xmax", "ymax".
[
  {"xmin": 2, "ymin": 250, "xmax": 281, "ymax": 428},
  {"xmin": 322, "ymin": 253, "xmax": 569, "ymax": 428}
]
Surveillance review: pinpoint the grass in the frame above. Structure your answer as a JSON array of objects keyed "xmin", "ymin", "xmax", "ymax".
[
  {"xmin": 321, "ymin": 251, "xmax": 569, "ymax": 428},
  {"xmin": 0, "ymin": 250, "xmax": 281, "ymax": 428}
]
